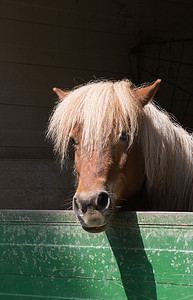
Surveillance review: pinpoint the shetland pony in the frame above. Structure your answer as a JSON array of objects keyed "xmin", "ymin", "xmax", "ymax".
[{"xmin": 47, "ymin": 79, "xmax": 193, "ymax": 232}]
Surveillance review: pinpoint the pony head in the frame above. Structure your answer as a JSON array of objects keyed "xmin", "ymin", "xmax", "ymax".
[{"xmin": 48, "ymin": 79, "xmax": 161, "ymax": 232}]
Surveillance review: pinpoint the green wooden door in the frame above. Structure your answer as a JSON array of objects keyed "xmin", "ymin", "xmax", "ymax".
[{"xmin": 0, "ymin": 210, "xmax": 193, "ymax": 299}]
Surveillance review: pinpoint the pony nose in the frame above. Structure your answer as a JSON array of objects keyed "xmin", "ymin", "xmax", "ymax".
[{"xmin": 73, "ymin": 191, "xmax": 110, "ymax": 215}]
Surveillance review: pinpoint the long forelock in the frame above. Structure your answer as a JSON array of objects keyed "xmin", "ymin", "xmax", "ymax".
[{"xmin": 47, "ymin": 80, "xmax": 141, "ymax": 163}]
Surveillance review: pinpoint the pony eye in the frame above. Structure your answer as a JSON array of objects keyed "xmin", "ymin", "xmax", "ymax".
[
  {"xmin": 119, "ymin": 132, "xmax": 129, "ymax": 142},
  {"xmin": 69, "ymin": 137, "xmax": 78, "ymax": 145}
]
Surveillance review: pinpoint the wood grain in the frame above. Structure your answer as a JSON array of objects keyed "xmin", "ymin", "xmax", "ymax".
[{"xmin": 0, "ymin": 160, "xmax": 75, "ymax": 209}]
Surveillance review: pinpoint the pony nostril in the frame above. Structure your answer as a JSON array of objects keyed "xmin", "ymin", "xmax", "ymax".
[
  {"xmin": 97, "ymin": 192, "xmax": 110, "ymax": 211},
  {"xmin": 73, "ymin": 196, "xmax": 78, "ymax": 209},
  {"xmin": 73, "ymin": 196, "xmax": 83, "ymax": 217}
]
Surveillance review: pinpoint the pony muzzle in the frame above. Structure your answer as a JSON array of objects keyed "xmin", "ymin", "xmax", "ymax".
[{"xmin": 73, "ymin": 191, "xmax": 113, "ymax": 232}]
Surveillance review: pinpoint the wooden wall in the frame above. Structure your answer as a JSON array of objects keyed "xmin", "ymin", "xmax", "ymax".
[
  {"xmin": 128, "ymin": 0, "xmax": 193, "ymax": 130},
  {"xmin": 0, "ymin": 0, "xmax": 134, "ymax": 159},
  {"xmin": 2, "ymin": 0, "xmax": 191, "ymax": 160},
  {"xmin": 0, "ymin": 0, "xmax": 192, "ymax": 209},
  {"xmin": 133, "ymin": 39, "xmax": 193, "ymax": 130},
  {"xmin": 0, "ymin": 159, "xmax": 75, "ymax": 209},
  {"xmin": 0, "ymin": 0, "xmax": 136, "ymax": 209}
]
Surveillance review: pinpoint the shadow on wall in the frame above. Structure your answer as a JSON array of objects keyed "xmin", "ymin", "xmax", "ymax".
[{"xmin": 106, "ymin": 213, "xmax": 157, "ymax": 299}]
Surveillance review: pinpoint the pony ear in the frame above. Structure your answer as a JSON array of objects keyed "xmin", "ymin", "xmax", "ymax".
[
  {"xmin": 53, "ymin": 87, "xmax": 69, "ymax": 100},
  {"xmin": 135, "ymin": 79, "xmax": 161, "ymax": 106}
]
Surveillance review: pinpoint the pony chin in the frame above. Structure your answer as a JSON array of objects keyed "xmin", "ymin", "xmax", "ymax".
[
  {"xmin": 76, "ymin": 210, "xmax": 113, "ymax": 233},
  {"xmin": 81, "ymin": 218, "xmax": 112, "ymax": 233},
  {"xmin": 76, "ymin": 213, "xmax": 113, "ymax": 233}
]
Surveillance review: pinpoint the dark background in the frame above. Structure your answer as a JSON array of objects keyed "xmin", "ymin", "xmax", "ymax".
[{"xmin": 0, "ymin": 0, "xmax": 192, "ymax": 209}]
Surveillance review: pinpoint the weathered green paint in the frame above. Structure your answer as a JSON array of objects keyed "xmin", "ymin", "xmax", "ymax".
[{"xmin": 0, "ymin": 210, "xmax": 193, "ymax": 299}]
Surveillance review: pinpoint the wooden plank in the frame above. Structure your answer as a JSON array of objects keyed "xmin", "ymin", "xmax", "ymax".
[
  {"xmin": 1, "ymin": 227, "xmax": 193, "ymax": 285},
  {"xmin": 0, "ymin": 86, "xmax": 54, "ymax": 107},
  {"xmin": 0, "ymin": 275, "xmax": 192, "ymax": 300},
  {"xmin": 0, "ymin": 0, "xmax": 131, "ymax": 34},
  {"xmin": 1, "ymin": 211, "xmax": 193, "ymax": 299},
  {"xmin": 0, "ymin": 43, "xmax": 128, "ymax": 79},
  {"xmin": 0, "ymin": 210, "xmax": 76, "ymax": 223},
  {"xmin": 0, "ymin": 0, "xmax": 121, "ymax": 19},
  {"xmin": 0, "ymin": 62, "xmax": 124, "ymax": 95},
  {"xmin": 0, "ymin": 130, "xmax": 48, "ymax": 147},
  {"xmin": 1, "ymin": 215, "xmax": 193, "ymax": 285},
  {"xmin": 1, "ymin": 210, "xmax": 193, "ymax": 226},
  {"xmin": 0, "ymin": 147, "xmax": 53, "ymax": 159},
  {"xmin": 0, "ymin": 160, "xmax": 74, "ymax": 209},
  {"xmin": 0, "ymin": 104, "xmax": 49, "ymax": 131},
  {"xmin": 0, "ymin": 159, "xmax": 74, "ymax": 188},
  {"xmin": 2, "ymin": 274, "xmax": 193, "ymax": 300},
  {"xmin": 0, "ymin": 274, "xmax": 131, "ymax": 300},
  {"xmin": 0, "ymin": 19, "xmax": 127, "ymax": 57},
  {"xmin": 0, "ymin": 188, "xmax": 73, "ymax": 210}
]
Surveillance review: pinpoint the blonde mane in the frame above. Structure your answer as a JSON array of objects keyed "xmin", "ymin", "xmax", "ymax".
[
  {"xmin": 48, "ymin": 79, "xmax": 193, "ymax": 211},
  {"xmin": 141, "ymin": 104, "xmax": 193, "ymax": 210}
]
